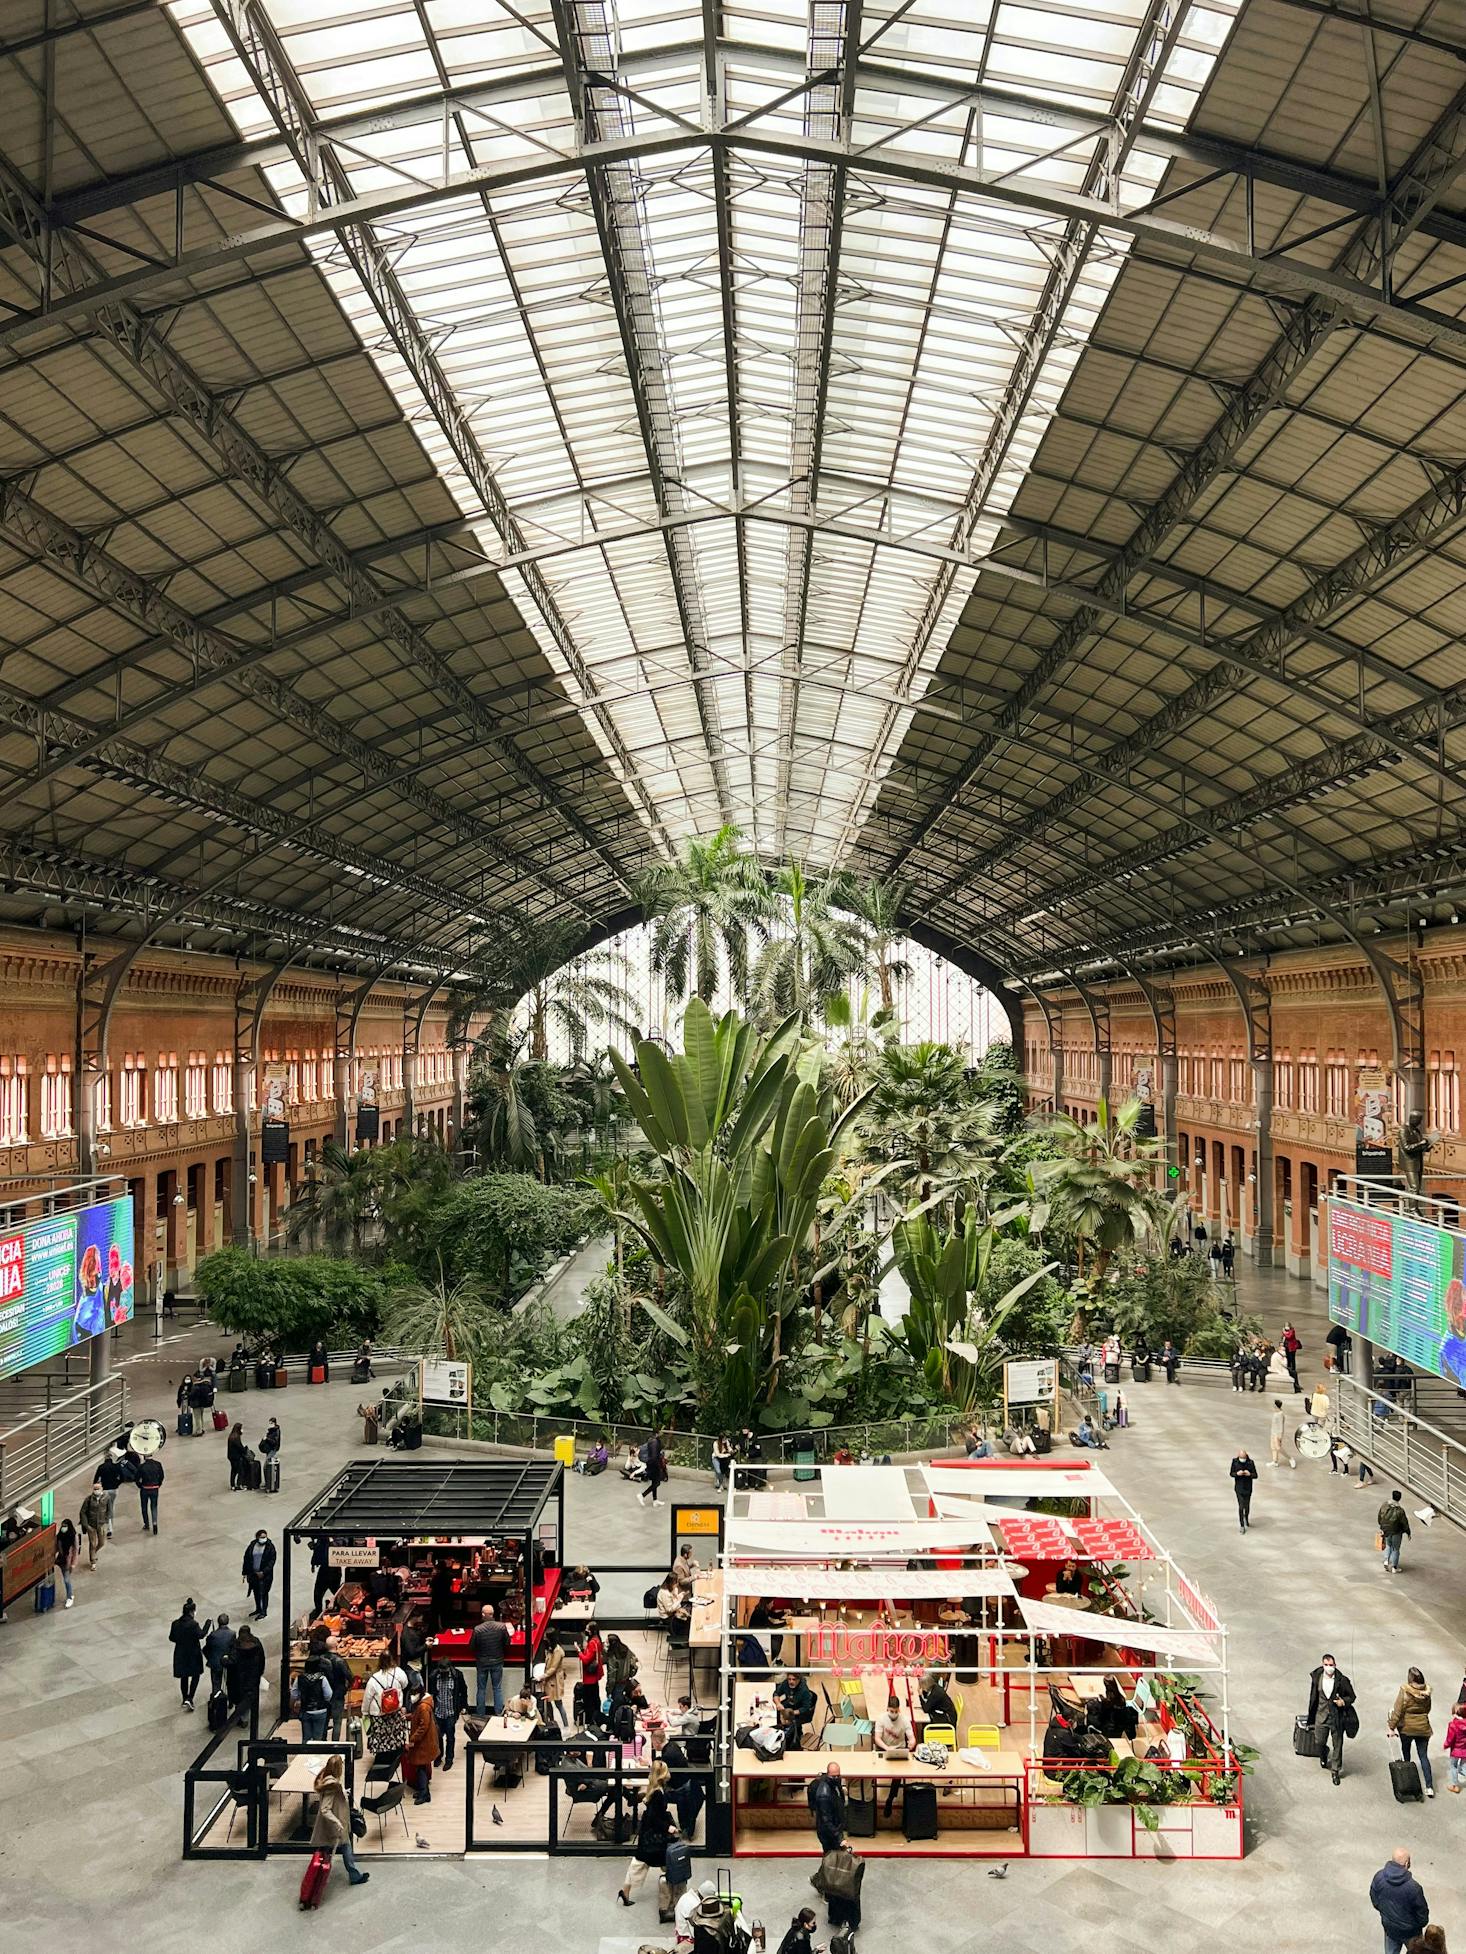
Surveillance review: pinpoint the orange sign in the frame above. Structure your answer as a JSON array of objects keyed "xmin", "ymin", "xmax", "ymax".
[{"xmin": 678, "ymin": 1507, "xmax": 722, "ymax": 1537}]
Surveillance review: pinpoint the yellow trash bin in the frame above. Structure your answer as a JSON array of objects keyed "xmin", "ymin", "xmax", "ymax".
[{"xmin": 553, "ymin": 1434, "xmax": 576, "ymax": 1469}]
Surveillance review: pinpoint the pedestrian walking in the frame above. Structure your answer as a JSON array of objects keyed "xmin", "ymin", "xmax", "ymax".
[
  {"xmin": 615, "ymin": 1760, "xmax": 673, "ymax": 1906},
  {"xmin": 205, "ymin": 1612, "xmax": 236, "ymax": 1696},
  {"xmin": 308, "ymin": 1753, "xmax": 369, "ymax": 1888},
  {"xmin": 1370, "ymin": 1847, "xmax": 1429, "ymax": 1954},
  {"xmin": 1281, "ymin": 1322, "xmax": 1302, "ymax": 1390},
  {"xmin": 1310, "ymin": 1380, "xmax": 1330, "ymax": 1420},
  {"xmin": 1389, "ymin": 1668, "xmax": 1435, "ymax": 1796},
  {"xmin": 430, "ymin": 1656, "xmax": 468, "ymax": 1769},
  {"xmin": 401, "ymin": 1682, "xmax": 439, "ymax": 1805},
  {"xmin": 136, "ymin": 1451, "xmax": 163, "ymax": 1533},
  {"xmin": 1444, "ymin": 1700, "xmax": 1466, "ymax": 1793},
  {"xmin": 79, "ymin": 1481, "xmax": 109, "ymax": 1566},
  {"xmin": 96, "ymin": 1450, "xmax": 123, "ymax": 1535},
  {"xmin": 471, "ymin": 1601, "xmax": 511, "ymax": 1716},
  {"xmin": 1378, "ymin": 1489, "xmax": 1412, "ymax": 1574},
  {"xmin": 296, "ymin": 1653, "xmax": 334, "ymax": 1742},
  {"xmin": 1306, "ymin": 1652, "xmax": 1358, "ymax": 1784},
  {"xmin": 1229, "ymin": 1448, "xmax": 1258, "ymax": 1532},
  {"xmin": 806, "ymin": 1760, "xmax": 847, "ymax": 1852},
  {"xmin": 1221, "ymin": 1235, "xmax": 1236, "ymax": 1278},
  {"xmin": 224, "ymin": 1623, "xmax": 267, "ymax": 1724},
  {"xmin": 1268, "ymin": 1399, "xmax": 1296, "ymax": 1469},
  {"xmin": 639, "ymin": 1429, "xmax": 667, "ymax": 1505},
  {"xmin": 242, "ymin": 1528, "xmax": 277, "ymax": 1618},
  {"xmin": 169, "ymin": 1598, "xmax": 207, "ymax": 1710},
  {"xmin": 53, "ymin": 1518, "xmax": 79, "ymax": 1607},
  {"xmin": 1209, "ymin": 1240, "xmax": 1223, "ymax": 1281}
]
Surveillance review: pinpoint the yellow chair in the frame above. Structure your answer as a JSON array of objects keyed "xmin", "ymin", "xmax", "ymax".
[
  {"xmin": 923, "ymin": 1722, "xmax": 957, "ymax": 1750},
  {"xmin": 966, "ymin": 1723, "xmax": 1001, "ymax": 1750}
]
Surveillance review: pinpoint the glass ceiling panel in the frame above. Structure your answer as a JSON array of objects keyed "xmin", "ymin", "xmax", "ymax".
[{"xmin": 170, "ymin": 0, "xmax": 1241, "ymax": 863}]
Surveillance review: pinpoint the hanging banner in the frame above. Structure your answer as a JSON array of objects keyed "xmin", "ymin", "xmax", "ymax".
[
  {"xmin": 1134, "ymin": 1063, "xmax": 1157, "ymax": 1139},
  {"xmin": 329, "ymin": 1543, "xmax": 381, "ymax": 1568},
  {"xmin": 260, "ymin": 1059, "xmax": 290, "ymax": 1166},
  {"xmin": 1354, "ymin": 1067, "xmax": 1394, "ymax": 1179},
  {"xmin": 356, "ymin": 1065, "xmax": 380, "ymax": 1144}
]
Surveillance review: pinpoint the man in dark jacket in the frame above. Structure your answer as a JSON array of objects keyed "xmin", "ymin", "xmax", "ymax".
[
  {"xmin": 225, "ymin": 1624, "xmax": 267, "ymax": 1722},
  {"xmin": 137, "ymin": 1453, "xmax": 164, "ymax": 1533},
  {"xmin": 204, "ymin": 1613, "xmax": 236, "ymax": 1695},
  {"xmin": 1378, "ymin": 1490, "xmax": 1412, "ymax": 1573},
  {"xmin": 1229, "ymin": 1449, "xmax": 1258, "ymax": 1533},
  {"xmin": 96, "ymin": 1452, "xmax": 124, "ymax": 1535},
  {"xmin": 1370, "ymin": 1847, "xmax": 1429, "ymax": 1954},
  {"xmin": 242, "ymin": 1530, "xmax": 277, "ymax": 1619},
  {"xmin": 1306, "ymin": 1654, "xmax": 1358, "ymax": 1784},
  {"xmin": 806, "ymin": 1760, "xmax": 846, "ymax": 1853}
]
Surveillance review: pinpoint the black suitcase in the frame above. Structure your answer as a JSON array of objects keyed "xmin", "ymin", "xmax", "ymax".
[
  {"xmin": 254, "ymin": 1360, "xmax": 273, "ymax": 1390},
  {"xmin": 1390, "ymin": 1758, "xmax": 1424, "ymax": 1802},
  {"xmin": 263, "ymin": 1456, "xmax": 280, "ymax": 1494},
  {"xmin": 245, "ymin": 1452, "xmax": 263, "ymax": 1491},
  {"xmin": 902, "ymin": 1781, "xmax": 938, "ymax": 1841},
  {"xmin": 1292, "ymin": 1715, "xmax": 1320, "ymax": 1758},
  {"xmin": 845, "ymin": 1783, "xmax": 877, "ymax": 1837}
]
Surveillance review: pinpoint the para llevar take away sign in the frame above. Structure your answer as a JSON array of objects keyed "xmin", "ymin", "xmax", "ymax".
[{"xmin": 330, "ymin": 1543, "xmax": 380, "ymax": 1568}]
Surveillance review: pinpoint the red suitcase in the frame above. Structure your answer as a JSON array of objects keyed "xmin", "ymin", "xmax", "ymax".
[
  {"xmin": 309, "ymin": 1365, "xmax": 326, "ymax": 1385},
  {"xmin": 299, "ymin": 1849, "xmax": 332, "ymax": 1909},
  {"xmin": 212, "ymin": 1409, "xmax": 229, "ymax": 1431}
]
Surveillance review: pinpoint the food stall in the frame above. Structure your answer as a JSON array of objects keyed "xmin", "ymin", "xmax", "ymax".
[
  {"xmin": 1, "ymin": 1505, "xmax": 57, "ymax": 1610},
  {"xmin": 715, "ymin": 1459, "xmax": 1242, "ymax": 1861},
  {"xmin": 280, "ymin": 1458, "xmax": 567, "ymax": 1701}
]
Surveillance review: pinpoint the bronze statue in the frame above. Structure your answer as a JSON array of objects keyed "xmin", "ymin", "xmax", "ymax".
[{"xmin": 1398, "ymin": 1110, "xmax": 1431, "ymax": 1195}]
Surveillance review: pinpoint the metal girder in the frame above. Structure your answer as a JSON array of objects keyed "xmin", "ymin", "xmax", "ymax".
[
  {"xmin": 919, "ymin": 446, "xmax": 1466, "ymax": 913},
  {"xmin": 0, "ymin": 482, "xmax": 598, "ymax": 907},
  {"xmin": 976, "ymin": 710, "xmax": 1465, "ymax": 937},
  {"xmin": 12, "ymin": 115, "xmax": 1466, "ymax": 364},
  {"xmin": 232, "ymin": 953, "xmax": 297, "ymax": 1244},
  {"xmin": 206, "ymin": 0, "xmax": 673, "ymax": 860},
  {"xmin": 889, "ymin": 78, "xmax": 1466, "ymax": 879},
  {"xmin": 834, "ymin": 0, "xmax": 1190, "ymax": 862},
  {"xmin": 0, "ymin": 150, "xmax": 642, "ymax": 900},
  {"xmin": 551, "ymin": 0, "xmax": 734, "ymax": 826},
  {"xmin": 773, "ymin": 0, "xmax": 858, "ymax": 857},
  {"xmin": 402, "ymin": 975, "xmax": 448, "ymax": 1137},
  {"xmin": 0, "ymin": 684, "xmax": 537, "ymax": 932}
]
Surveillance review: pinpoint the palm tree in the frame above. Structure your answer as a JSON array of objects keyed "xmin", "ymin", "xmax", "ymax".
[
  {"xmin": 749, "ymin": 861, "xmax": 869, "ymax": 1021},
  {"xmin": 466, "ymin": 1028, "xmax": 577, "ymax": 1180},
  {"xmin": 862, "ymin": 1040, "xmax": 994, "ymax": 1201},
  {"xmin": 839, "ymin": 875, "xmax": 912, "ymax": 1015},
  {"xmin": 449, "ymin": 919, "xmax": 638, "ymax": 1065},
  {"xmin": 382, "ymin": 1260, "xmax": 494, "ymax": 1369},
  {"xmin": 287, "ymin": 1139, "xmax": 377, "ymax": 1254},
  {"xmin": 638, "ymin": 824, "xmax": 772, "ymax": 1004},
  {"xmin": 1032, "ymin": 1095, "xmax": 1168, "ymax": 1289},
  {"xmin": 822, "ymin": 989, "xmax": 893, "ymax": 1109}
]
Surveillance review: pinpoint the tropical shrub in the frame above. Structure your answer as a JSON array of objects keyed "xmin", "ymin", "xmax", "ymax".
[
  {"xmin": 414, "ymin": 1174, "xmax": 596, "ymax": 1299},
  {"xmin": 196, "ymin": 1248, "xmax": 385, "ymax": 1347}
]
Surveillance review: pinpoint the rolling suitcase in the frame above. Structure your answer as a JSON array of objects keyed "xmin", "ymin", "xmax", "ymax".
[
  {"xmin": 177, "ymin": 1407, "xmax": 193, "ymax": 1437},
  {"xmin": 275, "ymin": 1367, "xmax": 289, "ymax": 1389},
  {"xmin": 902, "ymin": 1781, "xmax": 939, "ymax": 1842},
  {"xmin": 1390, "ymin": 1758, "xmax": 1424, "ymax": 1802},
  {"xmin": 213, "ymin": 1409, "xmax": 229, "ymax": 1432},
  {"xmin": 245, "ymin": 1451, "xmax": 263, "ymax": 1491},
  {"xmin": 207, "ymin": 1690, "xmax": 230, "ymax": 1731},
  {"xmin": 309, "ymin": 1364, "xmax": 327, "ymax": 1385},
  {"xmin": 299, "ymin": 1848, "xmax": 333, "ymax": 1909},
  {"xmin": 254, "ymin": 1360, "xmax": 273, "ymax": 1390},
  {"xmin": 1292, "ymin": 1715, "xmax": 1320, "ymax": 1757},
  {"xmin": 263, "ymin": 1455, "xmax": 280, "ymax": 1494}
]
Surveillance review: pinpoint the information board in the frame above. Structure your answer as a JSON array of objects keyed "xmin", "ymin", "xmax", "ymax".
[
  {"xmin": 0, "ymin": 1193, "xmax": 135, "ymax": 1383},
  {"xmin": 1328, "ymin": 1197, "xmax": 1466, "ymax": 1383}
]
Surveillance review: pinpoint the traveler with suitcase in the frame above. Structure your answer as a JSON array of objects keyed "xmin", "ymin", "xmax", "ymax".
[
  {"xmin": 308, "ymin": 1339, "xmax": 330, "ymax": 1385},
  {"xmin": 813, "ymin": 1842, "xmax": 864, "ymax": 1933},
  {"xmin": 304, "ymin": 1753, "xmax": 369, "ymax": 1897},
  {"xmin": 176, "ymin": 1375, "xmax": 195, "ymax": 1437},
  {"xmin": 259, "ymin": 1416, "xmax": 282, "ymax": 1494},
  {"xmin": 226, "ymin": 1421, "xmax": 248, "ymax": 1489},
  {"xmin": 1304, "ymin": 1653, "xmax": 1358, "ymax": 1785},
  {"xmin": 1387, "ymin": 1667, "xmax": 1435, "ymax": 1797},
  {"xmin": 242, "ymin": 1529, "xmax": 277, "ymax": 1620},
  {"xmin": 614, "ymin": 1759, "xmax": 674, "ymax": 1908}
]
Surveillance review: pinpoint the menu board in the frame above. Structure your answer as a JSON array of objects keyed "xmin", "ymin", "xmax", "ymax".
[
  {"xmin": 0, "ymin": 1194, "xmax": 135, "ymax": 1383},
  {"xmin": 1328, "ymin": 1197, "xmax": 1466, "ymax": 1381}
]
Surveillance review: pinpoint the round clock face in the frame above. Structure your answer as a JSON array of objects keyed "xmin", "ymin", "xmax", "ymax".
[
  {"xmin": 129, "ymin": 1418, "xmax": 167, "ymax": 1456},
  {"xmin": 1295, "ymin": 1421, "xmax": 1332, "ymax": 1460}
]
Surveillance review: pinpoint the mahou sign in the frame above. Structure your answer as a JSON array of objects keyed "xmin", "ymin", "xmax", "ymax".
[{"xmin": 809, "ymin": 1623, "xmax": 951, "ymax": 1673}]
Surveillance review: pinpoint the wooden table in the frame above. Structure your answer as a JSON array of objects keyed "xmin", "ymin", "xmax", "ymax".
[
  {"xmin": 551, "ymin": 1598, "xmax": 594, "ymax": 1625},
  {"xmin": 688, "ymin": 1571, "xmax": 724, "ymax": 1649}
]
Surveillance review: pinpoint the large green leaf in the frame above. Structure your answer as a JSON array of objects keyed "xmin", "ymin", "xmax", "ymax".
[
  {"xmin": 640, "ymin": 1041, "xmax": 693, "ymax": 1149},
  {"xmin": 638, "ymin": 1290, "xmax": 690, "ymax": 1347}
]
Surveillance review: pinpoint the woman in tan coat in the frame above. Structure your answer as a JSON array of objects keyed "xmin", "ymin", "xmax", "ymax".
[
  {"xmin": 401, "ymin": 1684, "xmax": 439, "ymax": 1805},
  {"xmin": 309, "ymin": 1754, "xmax": 368, "ymax": 1886},
  {"xmin": 541, "ymin": 1635, "xmax": 568, "ymax": 1728},
  {"xmin": 1389, "ymin": 1667, "xmax": 1436, "ymax": 1796}
]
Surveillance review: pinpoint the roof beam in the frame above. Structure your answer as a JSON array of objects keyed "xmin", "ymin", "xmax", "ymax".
[
  {"xmin": 550, "ymin": 0, "xmax": 735, "ymax": 826},
  {"xmin": 206, "ymin": 0, "xmax": 674, "ymax": 860},
  {"xmin": 879, "ymin": 74, "xmax": 1466, "ymax": 876}
]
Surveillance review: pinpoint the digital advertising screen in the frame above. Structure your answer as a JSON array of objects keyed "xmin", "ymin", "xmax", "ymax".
[
  {"xmin": 1328, "ymin": 1197, "xmax": 1466, "ymax": 1384},
  {"xmin": 0, "ymin": 1193, "xmax": 135, "ymax": 1384}
]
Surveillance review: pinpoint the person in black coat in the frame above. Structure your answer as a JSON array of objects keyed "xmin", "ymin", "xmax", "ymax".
[
  {"xmin": 637, "ymin": 1430, "xmax": 667, "ymax": 1506},
  {"xmin": 242, "ymin": 1529, "xmax": 277, "ymax": 1619},
  {"xmin": 1229, "ymin": 1449, "xmax": 1258, "ymax": 1533},
  {"xmin": 224, "ymin": 1624, "xmax": 267, "ymax": 1722},
  {"xmin": 1306, "ymin": 1654, "xmax": 1358, "ymax": 1784},
  {"xmin": 309, "ymin": 1339, "xmax": 330, "ymax": 1381},
  {"xmin": 168, "ymin": 1598, "xmax": 208, "ymax": 1710},
  {"xmin": 615, "ymin": 1761, "xmax": 673, "ymax": 1905},
  {"xmin": 204, "ymin": 1613, "xmax": 236, "ymax": 1696},
  {"xmin": 310, "ymin": 1533, "xmax": 334, "ymax": 1614},
  {"xmin": 776, "ymin": 1909, "xmax": 819, "ymax": 1954},
  {"xmin": 226, "ymin": 1422, "xmax": 248, "ymax": 1490},
  {"xmin": 920, "ymin": 1671, "xmax": 960, "ymax": 1730},
  {"xmin": 806, "ymin": 1760, "xmax": 847, "ymax": 1853}
]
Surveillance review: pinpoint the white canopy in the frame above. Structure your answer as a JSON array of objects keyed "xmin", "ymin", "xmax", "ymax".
[
  {"xmin": 819, "ymin": 1465, "xmax": 919, "ymax": 1521},
  {"xmin": 923, "ymin": 1464, "xmax": 1119, "ymax": 1500},
  {"xmin": 726, "ymin": 1519, "xmax": 994, "ymax": 1558},
  {"xmin": 1017, "ymin": 1595, "xmax": 1222, "ymax": 1662},
  {"xmin": 724, "ymin": 1565, "xmax": 1015, "ymax": 1601}
]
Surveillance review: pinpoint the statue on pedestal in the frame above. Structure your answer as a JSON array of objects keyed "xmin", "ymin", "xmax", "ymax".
[{"xmin": 1398, "ymin": 1110, "xmax": 1432, "ymax": 1195}]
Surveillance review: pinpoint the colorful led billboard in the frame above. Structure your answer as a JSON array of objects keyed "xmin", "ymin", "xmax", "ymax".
[
  {"xmin": 0, "ymin": 1194, "xmax": 136, "ymax": 1383},
  {"xmin": 1328, "ymin": 1197, "xmax": 1466, "ymax": 1384}
]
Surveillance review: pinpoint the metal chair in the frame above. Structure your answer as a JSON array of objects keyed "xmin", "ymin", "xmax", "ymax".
[
  {"xmin": 966, "ymin": 1723, "xmax": 1001, "ymax": 1750},
  {"xmin": 923, "ymin": 1722, "xmax": 958, "ymax": 1751},
  {"xmin": 360, "ymin": 1780, "xmax": 409, "ymax": 1844}
]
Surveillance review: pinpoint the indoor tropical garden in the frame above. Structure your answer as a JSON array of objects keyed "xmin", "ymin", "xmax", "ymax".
[{"xmin": 194, "ymin": 828, "xmax": 1254, "ymax": 1458}]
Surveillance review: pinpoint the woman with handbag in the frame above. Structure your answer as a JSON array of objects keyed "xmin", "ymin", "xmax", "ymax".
[
  {"xmin": 615, "ymin": 1760, "xmax": 673, "ymax": 1906},
  {"xmin": 309, "ymin": 1754, "xmax": 369, "ymax": 1887}
]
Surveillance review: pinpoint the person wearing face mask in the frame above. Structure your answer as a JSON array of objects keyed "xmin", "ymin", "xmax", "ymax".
[
  {"xmin": 1306, "ymin": 1652, "xmax": 1359, "ymax": 1784},
  {"xmin": 241, "ymin": 1528, "xmax": 277, "ymax": 1619}
]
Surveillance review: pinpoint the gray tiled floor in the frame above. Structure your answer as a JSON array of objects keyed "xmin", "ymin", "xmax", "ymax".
[{"xmin": 3, "ymin": 1275, "xmax": 1464, "ymax": 1951}]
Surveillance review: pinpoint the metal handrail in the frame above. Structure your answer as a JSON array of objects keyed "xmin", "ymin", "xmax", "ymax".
[
  {"xmin": 0, "ymin": 1373, "xmax": 129, "ymax": 1508},
  {"xmin": 1334, "ymin": 1373, "xmax": 1466, "ymax": 1524}
]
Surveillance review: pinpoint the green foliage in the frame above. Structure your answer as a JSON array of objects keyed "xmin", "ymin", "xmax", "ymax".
[
  {"xmin": 1031, "ymin": 1096, "xmax": 1169, "ymax": 1288},
  {"xmin": 196, "ymin": 1247, "xmax": 384, "ymax": 1346},
  {"xmin": 1101, "ymin": 1253, "xmax": 1258, "ymax": 1357},
  {"xmin": 749, "ymin": 861, "xmax": 869, "ymax": 1022},
  {"xmin": 639, "ymin": 823, "xmax": 773, "ymax": 1003},
  {"xmin": 859, "ymin": 1039, "xmax": 995, "ymax": 1201},
  {"xmin": 972, "ymin": 1040, "xmax": 1026, "ymax": 1135},
  {"xmin": 381, "ymin": 1264, "xmax": 493, "ymax": 1369},
  {"xmin": 415, "ymin": 1173, "xmax": 597, "ymax": 1300},
  {"xmin": 465, "ymin": 1035, "xmax": 583, "ymax": 1179},
  {"xmin": 975, "ymin": 1236, "xmax": 1069, "ymax": 1355},
  {"xmin": 889, "ymin": 1209, "xmax": 1057, "ymax": 1415}
]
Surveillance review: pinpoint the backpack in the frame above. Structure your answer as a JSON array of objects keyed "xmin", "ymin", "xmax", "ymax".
[
  {"xmin": 831, "ymin": 1935, "xmax": 857, "ymax": 1954},
  {"xmin": 374, "ymin": 1673, "xmax": 403, "ymax": 1716},
  {"xmin": 611, "ymin": 1702, "xmax": 637, "ymax": 1744},
  {"xmin": 638, "ymin": 1441, "xmax": 652, "ymax": 1465},
  {"xmin": 664, "ymin": 1837, "xmax": 692, "ymax": 1887},
  {"xmin": 298, "ymin": 1670, "xmax": 328, "ymax": 1714},
  {"xmin": 913, "ymin": 1741, "xmax": 949, "ymax": 1768}
]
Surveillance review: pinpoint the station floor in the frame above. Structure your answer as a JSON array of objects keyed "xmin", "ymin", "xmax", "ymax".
[{"xmin": 2, "ymin": 1285, "xmax": 1463, "ymax": 1954}]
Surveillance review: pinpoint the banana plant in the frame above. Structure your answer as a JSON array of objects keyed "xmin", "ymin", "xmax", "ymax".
[
  {"xmin": 602, "ymin": 998, "xmax": 868, "ymax": 1422},
  {"xmin": 890, "ymin": 1207, "xmax": 1058, "ymax": 1414}
]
